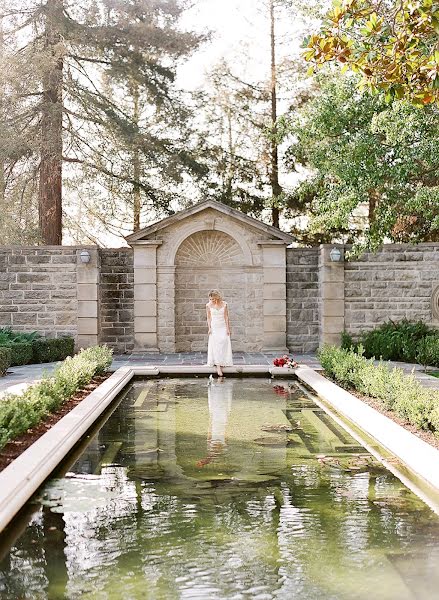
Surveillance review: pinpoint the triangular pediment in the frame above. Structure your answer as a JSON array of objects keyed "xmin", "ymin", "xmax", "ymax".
[{"xmin": 125, "ymin": 200, "xmax": 294, "ymax": 244}]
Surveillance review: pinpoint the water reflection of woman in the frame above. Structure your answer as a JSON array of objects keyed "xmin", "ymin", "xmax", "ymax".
[{"xmin": 196, "ymin": 379, "xmax": 233, "ymax": 468}]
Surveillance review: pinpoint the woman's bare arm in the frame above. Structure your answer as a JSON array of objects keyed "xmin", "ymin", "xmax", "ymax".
[
  {"xmin": 224, "ymin": 304, "xmax": 231, "ymax": 336},
  {"xmin": 206, "ymin": 304, "xmax": 212, "ymax": 334}
]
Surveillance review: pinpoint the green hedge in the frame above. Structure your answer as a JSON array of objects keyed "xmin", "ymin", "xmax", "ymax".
[
  {"xmin": 319, "ymin": 344, "xmax": 439, "ymax": 434},
  {"xmin": 32, "ymin": 337, "xmax": 75, "ymax": 363},
  {"xmin": 0, "ymin": 345, "xmax": 113, "ymax": 450},
  {"xmin": 0, "ymin": 336, "xmax": 75, "ymax": 366},
  {"xmin": 342, "ymin": 320, "xmax": 439, "ymax": 366},
  {"xmin": 3, "ymin": 343, "xmax": 34, "ymax": 366},
  {"xmin": 0, "ymin": 348, "xmax": 12, "ymax": 377}
]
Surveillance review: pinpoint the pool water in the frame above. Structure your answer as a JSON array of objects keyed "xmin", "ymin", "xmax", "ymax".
[{"xmin": 1, "ymin": 378, "xmax": 439, "ymax": 599}]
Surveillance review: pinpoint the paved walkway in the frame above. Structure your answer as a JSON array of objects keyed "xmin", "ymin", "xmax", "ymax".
[
  {"xmin": 111, "ymin": 352, "xmax": 321, "ymax": 368},
  {"xmin": 0, "ymin": 352, "xmax": 438, "ymax": 398}
]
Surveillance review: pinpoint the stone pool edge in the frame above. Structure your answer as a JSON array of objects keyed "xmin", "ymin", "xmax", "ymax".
[
  {"xmin": 0, "ymin": 366, "xmax": 138, "ymax": 532},
  {"xmin": 0, "ymin": 364, "xmax": 296, "ymax": 532},
  {"xmin": 296, "ymin": 365, "xmax": 439, "ymax": 493}
]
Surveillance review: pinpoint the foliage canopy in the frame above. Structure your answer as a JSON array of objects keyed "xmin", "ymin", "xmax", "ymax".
[
  {"xmin": 280, "ymin": 73, "xmax": 439, "ymax": 253},
  {"xmin": 303, "ymin": 0, "xmax": 439, "ymax": 106}
]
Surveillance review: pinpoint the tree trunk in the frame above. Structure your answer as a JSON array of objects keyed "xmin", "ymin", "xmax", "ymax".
[
  {"xmin": 39, "ymin": 0, "xmax": 63, "ymax": 245},
  {"xmin": 225, "ymin": 108, "xmax": 234, "ymax": 201},
  {"xmin": 0, "ymin": 16, "xmax": 5, "ymax": 209},
  {"xmin": 368, "ymin": 190, "xmax": 378, "ymax": 226},
  {"xmin": 132, "ymin": 83, "xmax": 141, "ymax": 232},
  {"xmin": 269, "ymin": 0, "xmax": 281, "ymax": 229}
]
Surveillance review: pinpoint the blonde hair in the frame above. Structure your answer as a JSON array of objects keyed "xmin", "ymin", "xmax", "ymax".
[{"xmin": 208, "ymin": 289, "xmax": 222, "ymax": 301}]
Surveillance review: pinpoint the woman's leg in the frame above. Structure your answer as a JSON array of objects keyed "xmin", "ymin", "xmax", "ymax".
[{"xmin": 216, "ymin": 364, "xmax": 223, "ymax": 377}]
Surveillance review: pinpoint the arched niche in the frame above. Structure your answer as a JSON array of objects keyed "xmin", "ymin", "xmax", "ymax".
[
  {"xmin": 166, "ymin": 221, "xmax": 253, "ymax": 267},
  {"xmin": 173, "ymin": 230, "xmax": 261, "ymax": 352}
]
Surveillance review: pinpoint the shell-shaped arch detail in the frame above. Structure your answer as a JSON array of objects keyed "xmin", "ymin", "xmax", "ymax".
[{"xmin": 175, "ymin": 230, "xmax": 244, "ymax": 266}]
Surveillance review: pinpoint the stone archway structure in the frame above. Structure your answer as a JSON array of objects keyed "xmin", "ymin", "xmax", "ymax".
[
  {"xmin": 126, "ymin": 200, "xmax": 294, "ymax": 353},
  {"xmin": 175, "ymin": 230, "xmax": 250, "ymax": 351}
]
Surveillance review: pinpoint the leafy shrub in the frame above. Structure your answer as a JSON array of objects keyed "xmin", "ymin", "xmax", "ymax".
[
  {"xmin": 0, "ymin": 347, "xmax": 12, "ymax": 377},
  {"xmin": 341, "ymin": 331, "xmax": 355, "ymax": 350},
  {"xmin": 345, "ymin": 319, "xmax": 439, "ymax": 365},
  {"xmin": 416, "ymin": 336, "xmax": 439, "ymax": 369},
  {"xmin": 0, "ymin": 345, "xmax": 113, "ymax": 450},
  {"xmin": 77, "ymin": 345, "xmax": 113, "ymax": 375},
  {"xmin": 0, "ymin": 334, "xmax": 74, "ymax": 366},
  {"xmin": 32, "ymin": 337, "xmax": 75, "ymax": 364},
  {"xmin": 361, "ymin": 319, "xmax": 434, "ymax": 362},
  {"xmin": 318, "ymin": 345, "xmax": 439, "ymax": 434},
  {"xmin": 4, "ymin": 342, "xmax": 34, "ymax": 366},
  {"xmin": 0, "ymin": 328, "xmax": 40, "ymax": 345}
]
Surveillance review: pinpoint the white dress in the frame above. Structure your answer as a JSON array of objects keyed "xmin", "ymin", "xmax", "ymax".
[
  {"xmin": 208, "ymin": 379, "xmax": 233, "ymax": 447},
  {"xmin": 207, "ymin": 303, "xmax": 233, "ymax": 367}
]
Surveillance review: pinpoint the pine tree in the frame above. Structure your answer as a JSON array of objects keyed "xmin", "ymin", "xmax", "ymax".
[
  {"xmin": 0, "ymin": 0, "xmax": 204, "ymax": 244},
  {"xmin": 195, "ymin": 60, "xmax": 271, "ymax": 218},
  {"xmin": 198, "ymin": 0, "xmax": 314, "ymax": 229}
]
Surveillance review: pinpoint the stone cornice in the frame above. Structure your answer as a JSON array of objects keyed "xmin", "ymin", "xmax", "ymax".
[{"xmin": 124, "ymin": 199, "xmax": 295, "ymax": 244}]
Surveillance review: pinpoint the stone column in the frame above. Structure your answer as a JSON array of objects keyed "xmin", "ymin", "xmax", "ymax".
[
  {"xmin": 319, "ymin": 245, "xmax": 345, "ymax": 346},
  {"xmin": 131, "ymin": 240, "xmax": 162, "ymax": 352},
  {"xmin": 259, "ymin": 241, "xmax": 289, "ymax": 352},
  {"xmin": 76, "ymin": 247, "xmax": 100, "ymax": 349}
]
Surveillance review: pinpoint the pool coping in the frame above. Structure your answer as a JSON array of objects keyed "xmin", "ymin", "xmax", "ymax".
[
  {"xmin": 0, "ymin": 364, "xmax": 296, "ymax": 532},
  {"xmin": 295, "ymin": 365, "xmax": 439, "ymax": 493}
]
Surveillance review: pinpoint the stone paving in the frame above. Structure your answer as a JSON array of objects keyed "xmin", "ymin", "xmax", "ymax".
[
  {"xmin": 0, "ymin": 352, "xmax": 438, "ymax": 399},
  {"xmin": 111, "ymin": 352, "xmax": 321, "ymax": 369}
]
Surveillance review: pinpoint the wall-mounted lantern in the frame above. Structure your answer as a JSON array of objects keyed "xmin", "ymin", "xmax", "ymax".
[
  {"xmin": 329, "ymin": 247, "xmax": 343, "ymax": 263},
  {"xmin": 79, "ymin": 249, "xmax": 91, "ymax": 264}
]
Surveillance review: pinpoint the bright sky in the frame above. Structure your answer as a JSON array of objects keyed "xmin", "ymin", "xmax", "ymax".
[
  {"xmin": 177, "ymin": 0, "xmax": 308, "ymax": 91},
  {"xmin": 178, "ymin": 0, "xmax": 266, "ymax": 89}
]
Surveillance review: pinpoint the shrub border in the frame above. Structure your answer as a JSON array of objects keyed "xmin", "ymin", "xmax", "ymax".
[{"xmin": 295, "ymin": 365, "xmax": 439, "ymax": 513}]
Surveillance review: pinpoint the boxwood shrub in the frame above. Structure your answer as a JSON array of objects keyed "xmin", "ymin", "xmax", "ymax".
[
  {"xmin": 0, "ymin": 334, "xmax": 75, "ymax": 366},
  {"xmin": 0, "ymin": 345, "xmax": 113, "ymax": 450},
  {"xmin": 342, "ymin": 319, "xmax": 439, "ymax": 366},
  {"xmin": 32, "ymin": 337, "xmax": 75, "ymax": 363},
  {"xmin": 0, "ymin": 348, "xmax": 12, "ymax": 377},
  {"xmin": 3, "ymin": 343, "xmax": 34, "ymax": 366},
  {"xmin": 319, "ymin": 344, "xmax": 439, "ymax": 434}
]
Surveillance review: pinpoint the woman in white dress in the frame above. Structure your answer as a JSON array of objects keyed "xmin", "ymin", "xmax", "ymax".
[{"xmin": 206, "ymin": 289, "xmax": 233, "ymax": 377}]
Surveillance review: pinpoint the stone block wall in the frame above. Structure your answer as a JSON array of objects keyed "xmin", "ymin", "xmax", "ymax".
[
  {"xmin": 0, "ymin": 243, "xmax": 437, "ymax": 354},
  {"xmin": 286, "ymin": 248, "xmax": 320, "ymax": 352},
  {"xmin": 174, "ymin": 267, "xmax": 263, "ymax": 352},
  {"xmin": 0, "ymin": 247, "xmax": 77, "ymax": 337},
  {"xmin": 99, "ymin": 249, "xmax": 134, "ymax": 353},
  {"xmin": 345, "ymin": 244, "xmax": 438, "ymax": 336}
]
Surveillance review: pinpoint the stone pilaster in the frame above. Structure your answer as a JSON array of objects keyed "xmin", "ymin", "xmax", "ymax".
[
  {"xmin": 319, "ymin": 245, "xmax": 345, "ymax": 346},
  {"xmin": 131, "ymin": 240, "xmax": 162, "ymax": 352},
  {"xmin": 259, "ymin": 241, "xmax": 289, "ymax": 352},
  {"xmin": 157, "ymin": 266, "xmax": 176, "ymax": 352},
  {"xmin": 76, "ymin": 247, "xmax": 100, "ymax": 349}
]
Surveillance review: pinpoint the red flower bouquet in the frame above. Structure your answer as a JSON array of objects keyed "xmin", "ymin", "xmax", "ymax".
[{"xmin": 273, "ymin": 354, "xmax": 298, "ymax": 369}]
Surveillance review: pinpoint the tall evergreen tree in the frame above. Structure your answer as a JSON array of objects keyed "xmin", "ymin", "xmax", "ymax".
[
  {"xmin": 197, "ymin": 0, "xmax": 315, "ymax": 229},
  {"xmin": 195, "ymin": 60, "xmax": 271, "ymax": 218},
  {"xmin": 0, "ymin": 0, "xmax": 204, "ymax": 244}
]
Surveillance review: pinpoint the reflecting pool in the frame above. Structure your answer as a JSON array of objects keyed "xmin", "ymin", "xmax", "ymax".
[{"xmin": 1, "ymin": 378, "xmax": 439, "ymax": 599}]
